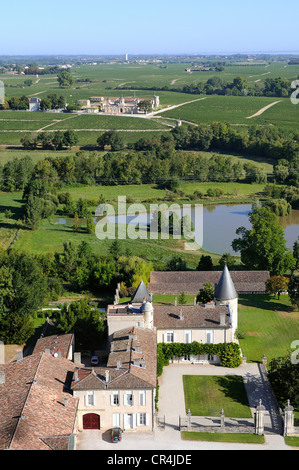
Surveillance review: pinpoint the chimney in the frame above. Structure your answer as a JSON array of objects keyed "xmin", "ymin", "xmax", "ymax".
[
  {"xmin": 17, "ymin": 351, "xmax": 23, "ymax": 362},
  {"xmin": 64, "ymin": 397, "xmax": 69, "ymax": 408},
  {"xmin": 179, "ymin": 309, "xmax": 184, "ymax": 321},
  {"xmin": 110, "ymin": 342, "xmax": 115, "ymax": 353},
  {"xmin": 74, "ymin": 370, "xmax": 79, "ymax": 382},
  {"xmin": 174, "ymin": 297, "xmax": 177, "ymax": 306},
  {"xmin": 0, "ymin": 371, "xmax": 5, "ymax": 385},
  {"xmin": 220, "ymin": 312, "xmax": 226, "ymax": 327},
  {"xmin": 194, "ymin": 297, "xmax": 197, "ymax": 306},
  {"xmin": 74, "ymin": 352, "xmax": 81, "ymax": 365},
  {"xmin": 105, "ymin": 370, "xmax": 110, "ymax": 383},
  {"xmin": 126, "ymin": 342, "xmax": 131, "ymax": 352},
  {"xmin": 116, "ymin": 359, "xmax": 121, "ymax": 370},
  {"xmin": 135, "ymin": 342, "xmax": 141, "ymax": 353},
  {"xmin": 129, "ymin": 327, "xmax": 137, "ymax": 341}
]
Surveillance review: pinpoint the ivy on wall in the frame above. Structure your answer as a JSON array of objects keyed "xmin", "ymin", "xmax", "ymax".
[{"xmin": 157, "ymin": 342, "xmax": 242, "ymax": 376}]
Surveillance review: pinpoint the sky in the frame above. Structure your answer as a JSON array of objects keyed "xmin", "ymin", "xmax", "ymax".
[{"xmin": 0, "ymin": 0, "xmax": 298, "ymax": 56}]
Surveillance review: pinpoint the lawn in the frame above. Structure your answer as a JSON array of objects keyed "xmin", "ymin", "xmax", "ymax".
[
  {"xmin": 183, "ymin": 375, "xmax": 252, "ymax": 418},
  {"xmin": 181, "ymin": 431, "xmax": 265, "ymax": 444},
  {"xmin": 238, "ymin": 294, "xmax": 299, "ymax": 363}
]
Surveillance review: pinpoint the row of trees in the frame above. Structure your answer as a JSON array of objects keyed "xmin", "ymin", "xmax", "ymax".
[
  {"xmin": 119, "ymin": 76, "xmax": 293, "ymax": 98},
  {"xmin": 20, "ymin": 130, "xmax": 78, "ymax": 151}
]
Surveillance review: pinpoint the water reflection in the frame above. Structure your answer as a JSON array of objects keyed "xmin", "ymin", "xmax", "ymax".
[{"xmin": 202, "ymin": 204, "xmax": 299, "ymax": 254}]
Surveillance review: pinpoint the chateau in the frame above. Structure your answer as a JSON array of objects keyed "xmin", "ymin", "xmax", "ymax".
[{"xmin": 79, "ymin": 95, "xmax": 160, "ymax": 115}]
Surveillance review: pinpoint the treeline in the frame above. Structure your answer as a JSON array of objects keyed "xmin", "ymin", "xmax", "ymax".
[
  {"xmin": 0, "ymin": 147, "xmax": 270, "ymax": 194},
  {"xmin": 20, "ymin": 129, "xmax": 78, "ymax": 151},
  {"xmin": 0, "ymin": 92, "xmax": 66, "ymax": 111},
  {"xmin": 118, "ymin": 75, "xmax": 294, "ymax": 98}
]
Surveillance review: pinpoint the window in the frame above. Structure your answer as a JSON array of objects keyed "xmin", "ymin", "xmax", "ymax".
[
  {"xmin": 86, "ymin": 391, "xmax": 95, "ymax": 406},
  {"xmin": 139, "ymin": 390, "xmax": 146, "ymax": 406},
  {"xmin": 185, "ymin": 330, "xmax": 192, "ymax": 344},
  {"xmin": 166, "ymin": 331, "xmax": 174, "ymax": 343},
  {"xmin": 206, "ymin": 330, "xmax": 214, "ymax": 344},
  {"xmin": 137, "ymin": 413, "xmax": 149, "ymax": 426},
  {"xmin": 124, "ymin": 391, "xmax": 134, "ymax": 406},
  {"xmin": 111, "ymin": 391, "xmax": 120, "ymax": 406}
]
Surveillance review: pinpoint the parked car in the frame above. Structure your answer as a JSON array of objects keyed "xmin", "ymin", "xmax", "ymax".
[
  {"xmin": 91, "ymin": 355, "xmax": 99, "ymax": 366},
  {"xmin": 111, "ymin": 427, "xmax": 123, "ymax": 443}
]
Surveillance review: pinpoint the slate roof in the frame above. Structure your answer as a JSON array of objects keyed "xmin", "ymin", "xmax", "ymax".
[
  {"xmin": 130, "ymin": 280, "xmax": 151, "ymax": 303},
  {"xmin": 0, "ymin": 352, "xmax": 78, "ymax": 450},
  {"xmin": 153, "ymin": 304, "xmax": 230, "ymax": 329},
  {"xmin": 215, "ymin": 265, "xmax": 238, "ymax": 300},
  {"xmin": 148, "ymin": 270, "xmax": 269, "ymax": 294}
]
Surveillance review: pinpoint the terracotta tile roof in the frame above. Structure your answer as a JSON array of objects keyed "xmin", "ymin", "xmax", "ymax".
[
  {"xmin": 33, "ymin": 333, "xmax": 74, "ymax": 359},
  {"xmin": 0, "ymin": 352, "xmax": 78, "ymax": 450},
  {"xmin": 72, "ymin": 327, "xmax": 157, "ymax": 391},
  {"xmin": 153, "ymin": 304, "xmax": 230, "ymax": 329},
  {"xmin": 148, "ymin": 270, "xmax": 269, "ymax": 294}
]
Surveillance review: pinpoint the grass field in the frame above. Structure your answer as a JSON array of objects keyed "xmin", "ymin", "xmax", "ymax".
[
  {"xmin": 181, "ymin": 431, "xmax": 265, "ymax": 444},
  {"xmin": 0, "ymin": 61, "xmax": 298, "ymax": 146},
  {"xmin": 183, "ymin": 375, "xmax": 252, "ymax": 417},
  {"xmin": 238, "ymin": 294, "xmax": 299, "ymax": 363}
]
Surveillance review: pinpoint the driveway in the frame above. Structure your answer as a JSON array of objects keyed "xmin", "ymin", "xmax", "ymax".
[{"xmin": 75, "ymin": 362, "xmax": 291, "ymax": 450}]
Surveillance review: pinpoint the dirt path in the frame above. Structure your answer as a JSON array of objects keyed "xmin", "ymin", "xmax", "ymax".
[
  {"xmin": 149, "ymin": 97, "xmax": 208, "ymax": 117},
  {"xmin": 246, "ymin": 100, "xmax": 282, "ymax": 119}
]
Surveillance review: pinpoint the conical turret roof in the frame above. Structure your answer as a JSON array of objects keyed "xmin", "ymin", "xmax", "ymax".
[
  {"xmin": 131, "ymin": 280, "xmax": 151, "ymax": 303},
  {"xmin": 214, "ymin": 264, "xmax": 238, "ymax": 300}
]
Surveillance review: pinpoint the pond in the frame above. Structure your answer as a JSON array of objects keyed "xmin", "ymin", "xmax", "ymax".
[
  {"xmin": 202, "ymin": 204, "xmax": 299, "ymax": 254},
  {"xmin": 53, "ymin": 203, "xmax": 299, "ymax": 256}
]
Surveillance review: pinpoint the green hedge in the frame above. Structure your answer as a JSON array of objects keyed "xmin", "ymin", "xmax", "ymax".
[{"xmin": 157, "ymin": 342, "xmax": 242, "ymax": 376}]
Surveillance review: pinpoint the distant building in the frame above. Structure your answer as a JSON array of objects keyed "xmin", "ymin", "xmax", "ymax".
[
  {"xmin": 88, "ymin": 95, "xmax": 159, "ymax": 115},
  {"xmin": 29, "ymin": 97, "xmax": 41, "ymax": 112}
]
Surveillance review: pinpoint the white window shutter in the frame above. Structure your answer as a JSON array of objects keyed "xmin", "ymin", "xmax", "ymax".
[
  {"xmin": 133, "ymin": 413, "xmax": 137, "ymax": 429},
  {"xmin": 146, "ymin": 413, "xmax": 149, "ymax": 426},
  {"xmin": 124, "ymin": 393, "xmax": 128, "ymax": 406},
  {"xmin": 173, "ymin": 332, "xmax": 177, "ymax": 342},
  {"xmin": 136, "ymin": 413, "xmax": 140, "ymax": 426},
  {"xmin": 110, "ymin": 394, "xmax": 114, "ymax": 406},
  {"xmin": 162, "ymin": 333, "xmax": 165, "ymax": 343}
]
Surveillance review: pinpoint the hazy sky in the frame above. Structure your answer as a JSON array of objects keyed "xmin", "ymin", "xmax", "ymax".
[{"xmin": 0, "ymin": 0, "xmax": 298, "ymax": 55}]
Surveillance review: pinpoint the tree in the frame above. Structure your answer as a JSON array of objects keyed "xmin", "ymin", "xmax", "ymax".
[
  {"xmin": 293, "ymin": 238, "xmax": 299, "ymax": 270},
  {"xmin": 197, "ymin": 255, "xmax": 213, "ymax": 271},
  {"xmin": 232, "ymin": 207, "xmax": 295, "ymax": 275},
  {"xmin": 57, "ymin": 70, "xmax": 74, "ymax": 88},
  {"xmin": 265, "ymin": 275, "xmax": 289, "ymax": 299},
  {"xmin": 0, "ymin": 312, "xmax": 34, "ymax": 345},
  {"xmin": 86, "ymin": 212, "xmax": 95, "ymax": 234},
  {"xmin": 97, "ymin": 131, "xmax": 125, "ymax": 151},
  {"xmin": 178, "ymin": 291, "xmax": 187, "ymax": 305},
  {"xmin": 197, "ymin": 282, "xmax": 215, "ymax": 304},
  {"xmin": 268, "ymin": 354, "xmax": 299, "ymax": 407},
  {"xmin": 138, "ymin": 100, "xmax": 153, "ymax": 114},
  {"xmin": 288, "ymin": 275, "xmax": 299, "ymax": 310},
  {"xmin": 63, "ymin": 130, "xmax": 78, "ymax": 149},
  {"xmin": 56, "ymin": 298, "xmax": 105, "ymax": 350},
  {"xmin": 219, "ymin": 253, "xmax": 235, "ymax": 269},
  {"xmin": 74, "ymin": 212, "xmax": 80, "ymax": 233}
]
